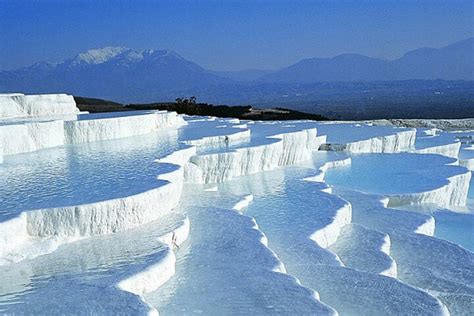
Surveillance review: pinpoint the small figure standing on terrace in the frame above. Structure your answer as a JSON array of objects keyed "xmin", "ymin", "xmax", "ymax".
[
  {"xmin": 224, "ymin": 135, "xmax": 229, "ymax": 148},
  {"xmin": 171, "ymin": 232, "xmax": 179, "ymax": 250}
]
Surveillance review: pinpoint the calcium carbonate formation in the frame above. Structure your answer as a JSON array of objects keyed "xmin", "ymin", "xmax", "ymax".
[{"xmin": 0, "ymin": 93, "xmax": 472, "ymax": 315}]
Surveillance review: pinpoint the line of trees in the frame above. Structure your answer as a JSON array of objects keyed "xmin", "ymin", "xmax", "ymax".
[
  {"xmin": 126, "ymin": 96, "xmax": 327, "ymax": 120},
  {"xmin": 128, "ymin": 96, "xmax": 252, "ymax": 117}
]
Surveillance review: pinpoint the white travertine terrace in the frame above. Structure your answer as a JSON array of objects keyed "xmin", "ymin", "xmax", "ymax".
[
  {"xmin": 414, "ymin": 141, "xmax": 461, "ymax": 158},
  {"xmin": 187, "ymin": 128, "xmax": 318, "ymax": 183},
  {"xmin": 64, "ymin": 111, "xmax": 186, "ymax": 143},
  {"xmin": 0, "ymin": 112, "xmax": 186, "ymax": 160},
  {"xmin": 329, "ymin": 223, "xmax": 398, "ymax": 277},
  {"xmin": 0, "ymin": 120, "xmax": 66, "ymax": 157},
  {"xmin": 0, "ymin": 93, "xmax": 79, "ymax": 118},
  {"xmin": 317, "ymin": 123, "xmax": 417, "ymax": 153},
  {"xmin": 0, "ymin": 93, "xmax": 472, "ymax": 315},
  {"xmin": 388, "ymin": 169, "xmax": 471, "ymax": 208}
]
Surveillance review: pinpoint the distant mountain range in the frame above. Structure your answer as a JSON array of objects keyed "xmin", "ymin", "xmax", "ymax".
[
  {"xmin": 259, "ymin": 38, "xmax": 473, "ymax": 83},
  {"xmin": 0, "ymin": 47, "xmax": 230, "ymax": 102},
  {"xmin": 0, "ymin": 38, "xmax": 472, "ymax": 103}
]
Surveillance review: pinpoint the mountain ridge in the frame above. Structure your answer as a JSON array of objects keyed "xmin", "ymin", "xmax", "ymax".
[
  {"xmin": 0, "ymin": 46, "xmax": 231, "ymax": 101},
  {"xmin": 0, "ymin": 38, "xmax": 472, "ymax": 102},
  {"xmin": 259, "ymin": 37, "xmax": 474, "ymax": 82}
]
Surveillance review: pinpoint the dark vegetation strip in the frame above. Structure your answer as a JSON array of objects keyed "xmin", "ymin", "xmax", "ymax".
[{"xmin": 74, "ymin": 96, "xmax": 328, "ymax": 121}]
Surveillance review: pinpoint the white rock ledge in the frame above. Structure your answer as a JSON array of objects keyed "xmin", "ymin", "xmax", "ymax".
[
  {"xmin": 228, "ymin": 195, "xmax": 337, "ymax": 314},
  {"xmin": 116, "ymin": 217, "xmax": 190, "ymax": 315},
  {"xmin": 183, "ymin": 127, "xmax": 250, "ymax": 146},
  {"xmin": 0, "ymin": 93, "xmax": 186, "ymax": 160},
  {"xmin": 321, "ymin": 129, "xmax": 416, "ymax": 153},
  {"xmin": 25, "ymin": 166, "xmax": 184, "ymax": 238},
  {"xmin": 65, "ymin": 111, "xmax": 186, "ymax": 144},
  {"xmin": 0, "ymin": 120, "xmax": 65, "ymax": 157},
  {"xmin": 388, "ymin": 169, "xmax": 472, "ymax": 208},
  {"xmin": 232, "ymin": 195, "xmax": 254, "ymax": 212},
  {"xmin": 0, "ymin": 93, "xmax": 79, "ymax": 118},
  {"xmin": 0, "ymin": 164, "xmax": 188, "ymax": 265},
  {"xmin": 329, "ymin": 223, "xmax": 398, "ymax": 278},
  {"xmin": 187, "ymin": 128, "xmax": 318, "ymax": 183},
  {"xmin": 305, "ymin": 155, "xmax": 352, "ymax": 182},
  {"xmin": 413, "ymin": 141, "xmax": 461, "ymax": 159},
  {"xmin": 302, "ymin": 179, "xmax": 352, "ymax": 248}
]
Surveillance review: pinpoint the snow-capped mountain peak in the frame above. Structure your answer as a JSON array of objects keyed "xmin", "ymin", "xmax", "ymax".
[
  {"xmin": 72, "ymin": 47, "xmax": 130, "ymax": 65},
  {"xmin": 67, "ymin": 47, "xmax": 186, "ymax": 67}
]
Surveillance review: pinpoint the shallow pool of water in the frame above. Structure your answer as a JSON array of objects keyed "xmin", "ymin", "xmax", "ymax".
[
  {"xmin": 325, "ymin": 152, "xmax": 464, "ymax": 194},
  {"xmin": 0, "ymin": 130, "xmax": 184, "ymax": 221}
]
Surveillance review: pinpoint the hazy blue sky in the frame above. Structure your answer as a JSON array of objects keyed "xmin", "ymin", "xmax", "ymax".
[{"xmin": 1, "ymin": 0, "xmax": 473, "ymax": 71}]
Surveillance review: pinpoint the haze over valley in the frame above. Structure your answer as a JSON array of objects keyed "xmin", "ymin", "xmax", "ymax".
[{"xmin": 1, "ymin": 38, "xmax": 473, "ymax": 119}]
